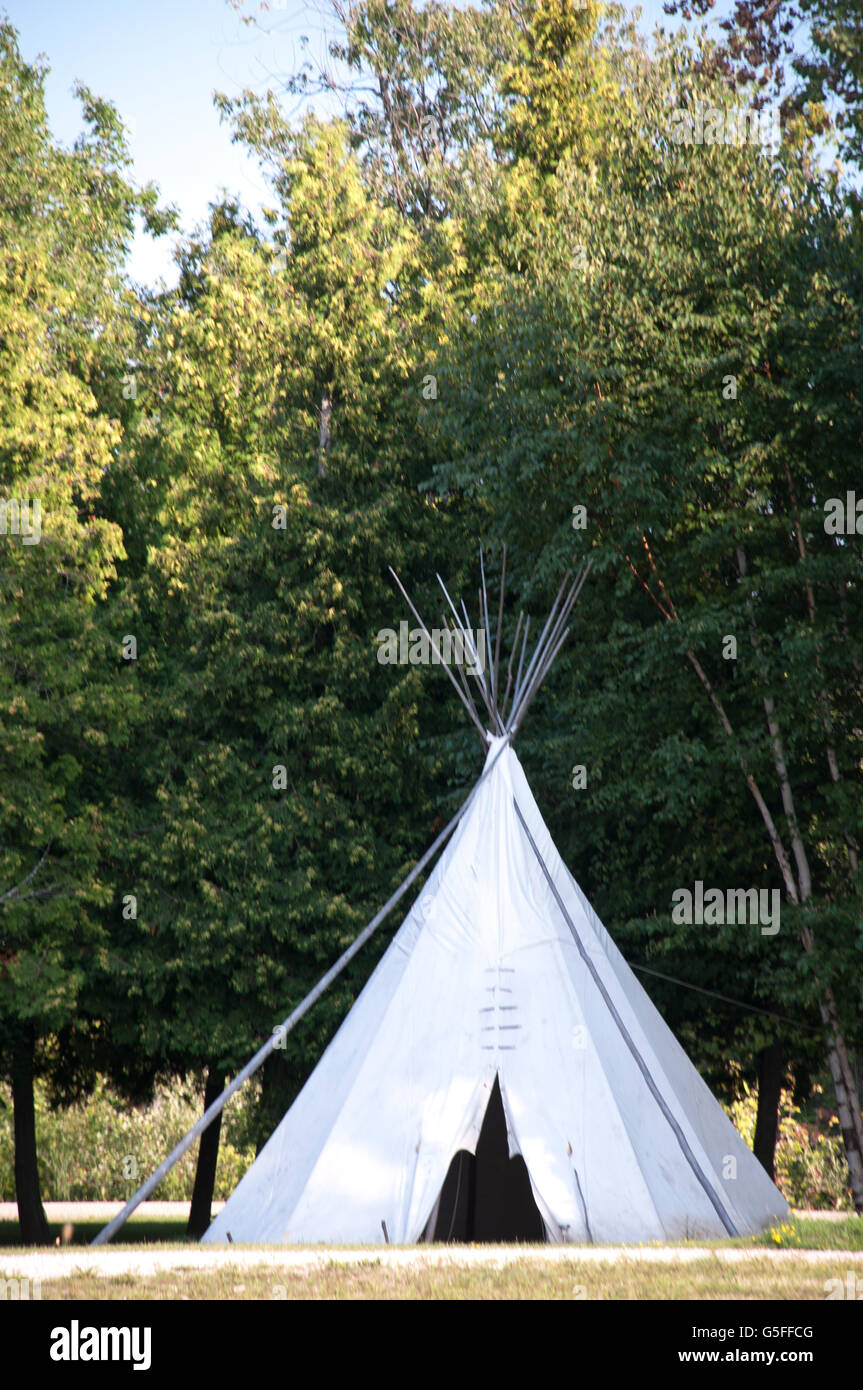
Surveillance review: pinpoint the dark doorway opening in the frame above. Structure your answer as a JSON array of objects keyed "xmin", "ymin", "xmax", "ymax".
[{"xmin": 424, "ymin": 1075, "xmax": 546, "ymax": 1242}]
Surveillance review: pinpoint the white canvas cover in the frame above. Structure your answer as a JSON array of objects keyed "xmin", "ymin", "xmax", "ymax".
[{"xmin": 204, "ymin": 736, "xmax": 789, "ymax": 1245}]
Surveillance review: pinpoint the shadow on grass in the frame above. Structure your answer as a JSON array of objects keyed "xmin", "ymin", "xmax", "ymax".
[
  {"xmin": 2, "ymin": 1214, "xmax": 861, "ymax": 1252},
  {"xmin": 0, "ymin": 1219, "xmax": 190, "ymax": 1248}
]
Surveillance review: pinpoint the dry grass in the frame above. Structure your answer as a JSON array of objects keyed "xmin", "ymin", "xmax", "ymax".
[
  {"xmin": 3, "ymin": 1214, "xmax": 860, "ymax": 1300},
  {"xmin": 27, "ymin": 1255, "xmax": 859, "ymax": 1301}
]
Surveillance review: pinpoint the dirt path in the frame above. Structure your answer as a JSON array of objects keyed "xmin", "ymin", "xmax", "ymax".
[
  {"xmin": 2, "ymin": 1243, "xmax": 863, "ymax": 1282},
  {"xmin": 1, "ymin": 1205, "xmax": 857, "ymax": 1282}
]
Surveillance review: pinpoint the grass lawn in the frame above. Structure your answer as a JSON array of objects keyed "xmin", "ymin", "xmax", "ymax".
[
  {"xmin": 746, "ymin": 1216, "xmax": 863, "ymax": 1251},
  {"xmin": 6, "ymin": 1253, "xmax": 862, "ymax": 1300},
  {"xmin": 1, "ymin": 1214, "xmax": 861, "ymax": 1299},
  {"xmin": 2, "ymin": 1212, "xmax": 860, "ymax": 1250}
]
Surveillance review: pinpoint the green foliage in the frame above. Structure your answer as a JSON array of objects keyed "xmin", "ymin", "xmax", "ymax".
[
  {"xmin": 0, "ymin": 18, "xmax": 168, "ymax": 1088},
  {"xmin": 423, "ymin": 22, "xmax": 863, "ymax": 1100},
  {"xmin": 749, "ymin": 1215, "xmax": 863, "ymax": 1250},
  {"xmin": 2, "ymin": 1, "xmax": 859, "ymax": 1224},
  {"xmin": 498, "ymin": 0, "xmax": 609, "ymax": 175},
  {"xmin": 273, "ymin": 0, "xmax": 516, "ymax": 224},
  {"xmin": 0, "ymin": 1068, "xmax": 849, "ymax": 1209},
  {"xmin": 0, "ymin": 1076, "xmax": 256, "ymax": 1203},
  {"xmin": 97, "ymin": 105, "xmax": 476, "ymax": 1133},
  {"xmin": 727, "ymin": 1081, "xmax": 853, "ymax": 1211},
  {"xmin": 663, "ymin": 0, "xmax": 863, "ymax": 179},
  {"xmin": 796, "ymin": 0, "xmax": 863, "ymax": 174}
]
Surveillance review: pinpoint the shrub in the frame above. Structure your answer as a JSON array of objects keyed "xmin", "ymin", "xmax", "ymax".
[
  {"xmin": 0, "ymin": 1075, "xmax": 257, "ymax": 1202},
  {"xmin": 725, "ymin": 1081, "xmax": 852, "ymax": 1211},
  {"xmin": 0, "ymin": 1070, "xmax": 852, "ymax": 1210}
]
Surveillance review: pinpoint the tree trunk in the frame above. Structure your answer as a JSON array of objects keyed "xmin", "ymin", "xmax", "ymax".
[
  {"xmin": 186, "ymin": 1063, "xmax": 225, "ymax": 1239},
  {"xmin": 816, "ymin": 985, "xmax": 863, "ymax": 1210},
  {"xmin": 317, "ymin": 386, "xmax": 331, "ymax": 479},
  {"xmin": 629, "ymin": 531, "xmax": 863, "ymax": 1212},
  {"xmin": 11, "ymin": 1025, "xmax": 50, "ymax": 1246},
  {"xmin": 753, "ymin": 1042, "xmax": 785, "ymax": 1179},
  {"xmin": 737, "ymin": 544, "xmax": 863, "ymax": 1211},
  {"xmin": 783, "ymin": 467, "xmax": 858, "ymax": 873},
  {"xmin": 686, "ymin": 634, "xmax": 863, "ymax": 1210}
]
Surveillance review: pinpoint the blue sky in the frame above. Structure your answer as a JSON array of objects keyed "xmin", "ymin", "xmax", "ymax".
[{"xmin": 3, "ymin": 0, "xmax": 731, "ymax": 288}]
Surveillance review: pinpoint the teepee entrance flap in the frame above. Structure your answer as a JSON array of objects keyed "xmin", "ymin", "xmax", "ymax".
[{"xmin": 423, "ymin": 1075, "xmax": 547, "ymax": 1243}]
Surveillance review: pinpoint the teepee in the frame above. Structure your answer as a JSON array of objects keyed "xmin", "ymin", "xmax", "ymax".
[{"xmin": 201, "ymin": 555, "xmax": 789, "ymax": 1246}]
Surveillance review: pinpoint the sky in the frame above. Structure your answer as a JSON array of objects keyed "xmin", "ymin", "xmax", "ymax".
[{"xmin": 3, "ymin": 0, "xmax": 734, "ymax": 288}]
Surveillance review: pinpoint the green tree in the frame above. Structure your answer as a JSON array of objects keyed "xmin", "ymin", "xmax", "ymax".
[
  {"xmin": 0, "ymin": 21, "xmax": 169, "ymax": 1242},
  {"xmin": 497, "ymin": 0, "xmax": 610, "ymax": 175},
  {"xmin": 99, "ymin": 114, "xmax": 472, "ymax": 1222},
  {"xmin": 424, "ymin": 27, "xmax": 863, "ymax": 1201},
  {"xmin": 662, "ymin": 0, "xmax": 863, "ymax": 177}
]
